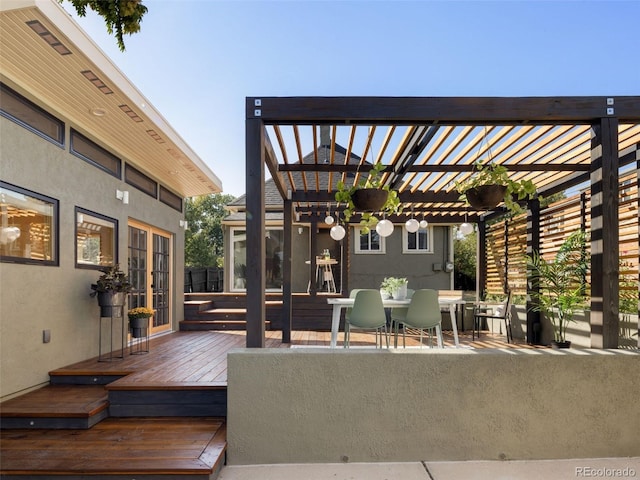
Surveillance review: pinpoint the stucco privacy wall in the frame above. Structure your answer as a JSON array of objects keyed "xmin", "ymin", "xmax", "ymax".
[
  {"xmin": 227, "ymin": 349, "xmax": 639, "ymax": 465},
  {"xmin": 0, "ymin": 116, "xmax": 185, "ymax": 399}
]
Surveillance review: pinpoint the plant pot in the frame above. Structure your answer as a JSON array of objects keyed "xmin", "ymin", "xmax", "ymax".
[
  {"xmin": 551, "ymin": 340, "xmax": 571, "ymax": 349},
  {"xmin": 97, "ymin": 291, "xmax": 126, "ymax": 317},
  {"xmin": 465, "ymin": 184, "xmax": 507, "ymax": 210},
  {"xmin": 392, "ymin": 283, "xmax": 408, "ymax": 300},
  {"xmin": 352, "ymin": 188, "xmax": 389, "ymax": 212},
  {"xmin": 129, "ymin": 316, "xmax": 150, "ymax": 338}
]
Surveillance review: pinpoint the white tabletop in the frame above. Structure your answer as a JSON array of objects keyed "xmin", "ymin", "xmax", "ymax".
[{"xmin": 327, "ymin": 296, "xmax": 464, "ymax": 348}]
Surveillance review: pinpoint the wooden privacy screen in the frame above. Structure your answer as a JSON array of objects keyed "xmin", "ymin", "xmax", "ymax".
[{"xmin": 482, "ymin": 171, "xmax": 639, "ymax": 301}]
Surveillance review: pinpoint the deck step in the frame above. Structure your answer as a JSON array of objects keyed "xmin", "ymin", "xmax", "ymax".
[
  {"xmin": 180, "ymin": 318, "xmax": 272, "ymax": 331},
  {"xmin": 0, "ymin": 417, "xmax": 227, "ymax": 479},
  {"xmin": 0, "ymin": 385, "xmax": 109, "ymax": 429}
]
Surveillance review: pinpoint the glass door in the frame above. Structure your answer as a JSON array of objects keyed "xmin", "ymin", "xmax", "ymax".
[{"xmin": 128, "ymin": 221, "xmax": 172, "ymax": 336}]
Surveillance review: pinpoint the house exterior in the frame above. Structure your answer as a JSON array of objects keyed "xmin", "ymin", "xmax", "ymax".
[
  {"xmin": 0, "ymin": 0, "xmax": 222, "ymax": 400},
  {"xmin": 223, "ymin": 142, "xmax": 455, "ymax": 296}
]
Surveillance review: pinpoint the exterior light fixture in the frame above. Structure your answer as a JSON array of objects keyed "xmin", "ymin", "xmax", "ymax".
[
  {"xmin": 116, "ymin": 189, "xmax": 129, "ymax": 204},
  {"xmin": 460, "ymin": 222, "xmax": 474, "ymax": 235},
  {"xmin": 330, "ymin": 224, "xmax": 346, "ymax": 241},
  {"xmin": 376, "ymin": 218, "xmax": 394, "ymax": 237}
]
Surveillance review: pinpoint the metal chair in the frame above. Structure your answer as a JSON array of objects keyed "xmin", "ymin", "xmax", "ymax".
[
  {"xmin": 473, "ymin": 290, "xmax": 512, "ymax": 343},
  {"xmin": 344, "ymin": 289, "xmax": 389, "ymax": 348},
  {"xmin": 400, "ymin": 289, "xmax": 444, "ymax": 348}
]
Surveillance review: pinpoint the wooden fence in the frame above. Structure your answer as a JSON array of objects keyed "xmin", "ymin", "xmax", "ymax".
[{"xmin": 184, "ymin": 267, "xmax": 224, "ymax": 293}]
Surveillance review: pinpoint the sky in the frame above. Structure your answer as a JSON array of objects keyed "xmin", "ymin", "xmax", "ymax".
[{"xmin": 64, "ymin": 0, "xmax": 640, "ymax": 198}]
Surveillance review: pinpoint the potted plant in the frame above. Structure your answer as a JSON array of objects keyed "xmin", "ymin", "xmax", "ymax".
[
  {"xmin": 454, "ymin": 161, "xmax": 537, "ymax": 214},
  {"xmin": 526, "ymin": 230, "xmax": 589, "ymax": 348},
  {"xmin": 380, "ymin": 277, "xmax": 408, "ymax": 300},
  {"xmin": 90, "ymin": 264, "xmax": 132, "ymax": 317},
  {"xmin": 335, "ymin": 162, "xmax": 402, "ymax": 234},
  {"xmin": 128, "ymin": 306, "xmax": 154, "ymax": 338}
]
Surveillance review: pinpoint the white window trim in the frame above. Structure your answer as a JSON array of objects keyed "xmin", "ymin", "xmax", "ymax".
[
  {"xmin": 354, "ymin": 227, "xmax": 386, "ymax": 254},
  {"xmin": 402, "ymin": 226, "xmax": 433, "ymax": 254}
]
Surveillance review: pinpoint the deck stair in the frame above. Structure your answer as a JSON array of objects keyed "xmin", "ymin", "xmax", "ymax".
[{"xmin": 182, "ymin": 292, "xmax": 339, "ymax": 331}]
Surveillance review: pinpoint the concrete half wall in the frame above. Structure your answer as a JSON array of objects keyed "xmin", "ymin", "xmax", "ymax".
[{"xmin": 227, "ymin": 348, "xmax": 639, "ymax": 465}]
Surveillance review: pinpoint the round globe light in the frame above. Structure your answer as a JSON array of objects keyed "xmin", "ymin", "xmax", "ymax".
[
  {"xmin": 459, "ymin": 222, "xmax": 474, "ymax": 235},
  {"xmin": 376, "ymin": 219, "xmax": 394, "ymax": 237},
  {"xmin": 405, "ymin": 218, "xmax": 420, "ymax": 233},
  {"xmin": 419, "ymin": 219, "xmax": 429, "ymax": 229},
  {"xmin": 324, "ymin": 214, "xmax": 334, "ymax": 226},
  {"xmin": 330, "ymin": 224, "xmax": 346, "ymax": 241}
]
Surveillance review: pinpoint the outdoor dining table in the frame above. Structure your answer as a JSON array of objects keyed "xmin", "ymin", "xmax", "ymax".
[{"xmin": 326, "ymin": 296, "xmax": 464, "ymax": 348}]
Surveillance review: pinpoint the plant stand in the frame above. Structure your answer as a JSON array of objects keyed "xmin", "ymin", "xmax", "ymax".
[
  {"xmin": 129, "ymin": 317, "xmax": 150, "ymax": 355},
  {"xmin": 98, "ymin": 306, "xmax": 125, "ymax": 362}
]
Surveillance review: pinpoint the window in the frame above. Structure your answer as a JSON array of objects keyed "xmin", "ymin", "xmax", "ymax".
[
  {"xmin": 75, "ymin": 208, "xmax": 117, "ymax": 268},
  {"xmin": 70, "ymin": 129, "xmax": 121, "ymax": 177},
  {"xmin": 159, "ymin": 185, "xmax": 182, "ymax": 212},
  {"xmin": 0, "ymin": 181, "xmax": 58, "ymax": 265},
  {"xmin": 126, "ymin": 164, "xmax": 157, "ymax": 198},
  {"xmin": 354, "ymin": 228, "xmax": 385, "ymax": 254},
  {"xmin": 0, "ymin": 83, "xmax": 64, "ymax": 145},
  {"xmin": 403, "ymin": 226, "xmax": 432, "ymax": 253},
  {"xmin": 230, "ymin": 227, "xmax": 284, "ymax": 290}
]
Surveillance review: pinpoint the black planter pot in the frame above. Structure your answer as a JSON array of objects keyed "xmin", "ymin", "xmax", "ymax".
[
  {"xmin": 551, "ymin": 340, "xmax": 571, "ymax": 349},
  {"xmin": 352, "ymin": 188, "xmax": 388, "ymax": 212},
  {"xmin": 465, "ymin": 184, "xmax": 507, "ymax": 210},
  {"xmin": 129, "ymin": 316, "xmax": 150, "ymax": 338},
  {"xmin": 97, "ymin": 292, "xmax": 126, "ymax": 317}
]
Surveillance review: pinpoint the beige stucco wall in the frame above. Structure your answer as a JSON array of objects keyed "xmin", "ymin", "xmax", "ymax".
[
  {"xmin": 0, "ymin": 113, "xmax": 184, "ymax": 399},
  {"xmin": 227, "ymin": 348, "xmax": 639, "ymax": 465}
]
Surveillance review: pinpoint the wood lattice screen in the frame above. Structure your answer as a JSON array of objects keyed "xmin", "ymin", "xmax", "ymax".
[{"xmin": 483, "ymin": 170, "xmax": 639, "ymax": 303}]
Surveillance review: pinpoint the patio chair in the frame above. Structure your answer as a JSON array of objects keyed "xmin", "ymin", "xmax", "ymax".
[
  {"xmin": 473, "ymin": 290, "xmax": 512, "ymax": 343},
  {"xmin": 400, "ymin": 289, "xmax": 444, "ymax": 348},
  {"xmin": 344, "ymin": 289, "xmax": 389, "ymax": 348},
  {"xmin": 389, "ymin": 289, "xmax": 415, "ymax": 347}
]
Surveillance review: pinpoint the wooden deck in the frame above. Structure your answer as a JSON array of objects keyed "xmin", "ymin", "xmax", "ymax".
[{"xmin": 0, "ymin": 329, "xmax": 540, "ymax": 478}]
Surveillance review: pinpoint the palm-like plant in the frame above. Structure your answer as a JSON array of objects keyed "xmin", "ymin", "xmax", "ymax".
[{"xmin": 526, "ymin": 230, "xmax": 589, "ymax": 345}]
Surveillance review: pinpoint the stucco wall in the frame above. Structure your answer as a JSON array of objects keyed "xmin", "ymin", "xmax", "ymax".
[
  {"xmin": 227, "ymin": 348, "xmax": 640, "ymax": 465},
  {"xmin": 0, "ymin": 114, "xmax": 184, "ymax": 399}
]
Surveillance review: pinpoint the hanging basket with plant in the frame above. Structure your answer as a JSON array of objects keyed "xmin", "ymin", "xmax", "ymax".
[
  {"xmin": 454, "ymin": 127, "xmax": 537, "ymax": 214},
  {"xmin": 335, "ymin": 162, "xmax": 402, "ymax": 234}
]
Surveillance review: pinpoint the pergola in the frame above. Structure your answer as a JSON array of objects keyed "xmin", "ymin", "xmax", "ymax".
[{"xmin": 245, "ymin": 96, "xmax": 640, "ymax": 349}]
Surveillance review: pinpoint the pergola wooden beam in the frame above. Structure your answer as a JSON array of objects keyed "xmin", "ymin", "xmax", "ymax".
[{"xmin": 249, "ymin": 96, "xmax": 640, "ymax": 124}]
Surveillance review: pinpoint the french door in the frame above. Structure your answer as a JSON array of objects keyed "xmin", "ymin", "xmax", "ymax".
[{"xmin": 128, "ymin": 221, "xmax": 172, "ymax": 336}]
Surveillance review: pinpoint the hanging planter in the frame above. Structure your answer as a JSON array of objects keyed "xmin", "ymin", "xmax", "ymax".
[
  {"xmin": 335, "ymin": 162, "xmax": 402, "ymax": 234},
  {"xmin": 465, "ymin": 184, "xmax": 508, "ymax": 210},
  {"xmin": 351, "ymin": 188, "xmax": 389, "ymax": 212}
]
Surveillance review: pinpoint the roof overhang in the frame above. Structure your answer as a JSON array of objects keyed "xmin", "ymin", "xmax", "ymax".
[{"xmin": 0, "ymin": 0, "xmax": 222, "ymax": 197}]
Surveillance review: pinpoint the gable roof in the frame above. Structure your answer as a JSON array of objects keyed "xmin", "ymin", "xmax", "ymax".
[{"xmin": 228, "ymin": 143, "xmax": 362, "ymax": 209}]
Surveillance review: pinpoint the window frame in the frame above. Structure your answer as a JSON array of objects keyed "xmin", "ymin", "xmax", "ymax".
[
  {"xmin": 70, "ymin": 128, "xmax": 121, "ymax": 178},
  {"xmin": 0, "ymin": 83, "xmax": 64, "ymax": 147},
  {"xmin": 0, "ymin": 180, "xmax": 59, "ymax": 266},
  {"xmin": 74, "ymin": 207, "xmax": 119, "ymax": 270},
  {"xmin": 354, "ymin": 227, "xmax": 386, "ymax": 254},
  {"xmin": 402, "ymin": 226, "xmax": 433, "ymax": 254}
]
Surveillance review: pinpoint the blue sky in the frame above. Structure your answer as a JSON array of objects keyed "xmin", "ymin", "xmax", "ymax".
[{"xmin": 65, "ymin": 0, "xmax": 640, "ymax": 197}]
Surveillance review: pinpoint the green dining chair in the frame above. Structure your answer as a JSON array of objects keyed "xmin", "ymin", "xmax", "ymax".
[
  {"xmin": 344, "ymin": 289, "xmax": 389, "ymax": 348},
  {"xmin": 389, "ymin": 288, "xmax": 415, "ymax": 348},
  {"xmin": 401, "ymin": 289, "xmax": 444, "ymax": 348}
]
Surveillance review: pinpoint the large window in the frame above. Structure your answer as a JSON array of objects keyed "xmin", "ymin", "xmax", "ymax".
[
  {"xmin": 354, "ymin": 228, "xmax": 385, "ymax": 254},
  {"xmin": 75, "ymin": 208, "xmax": 117, "ymax": 268},
  {"xmin": 230, "ymin": 227, "xmax": 284, "ymax": 290},
  {"xmin": 0, "ymin": 83, "xmax": 64, "ymax": 145},
  {"xmin": 403, "ymin": 226, "xmax": 433, "ymax": 253},
  {"xmin": 0, "ymin": 181, "xmax": 58, "ymax": 265}
]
